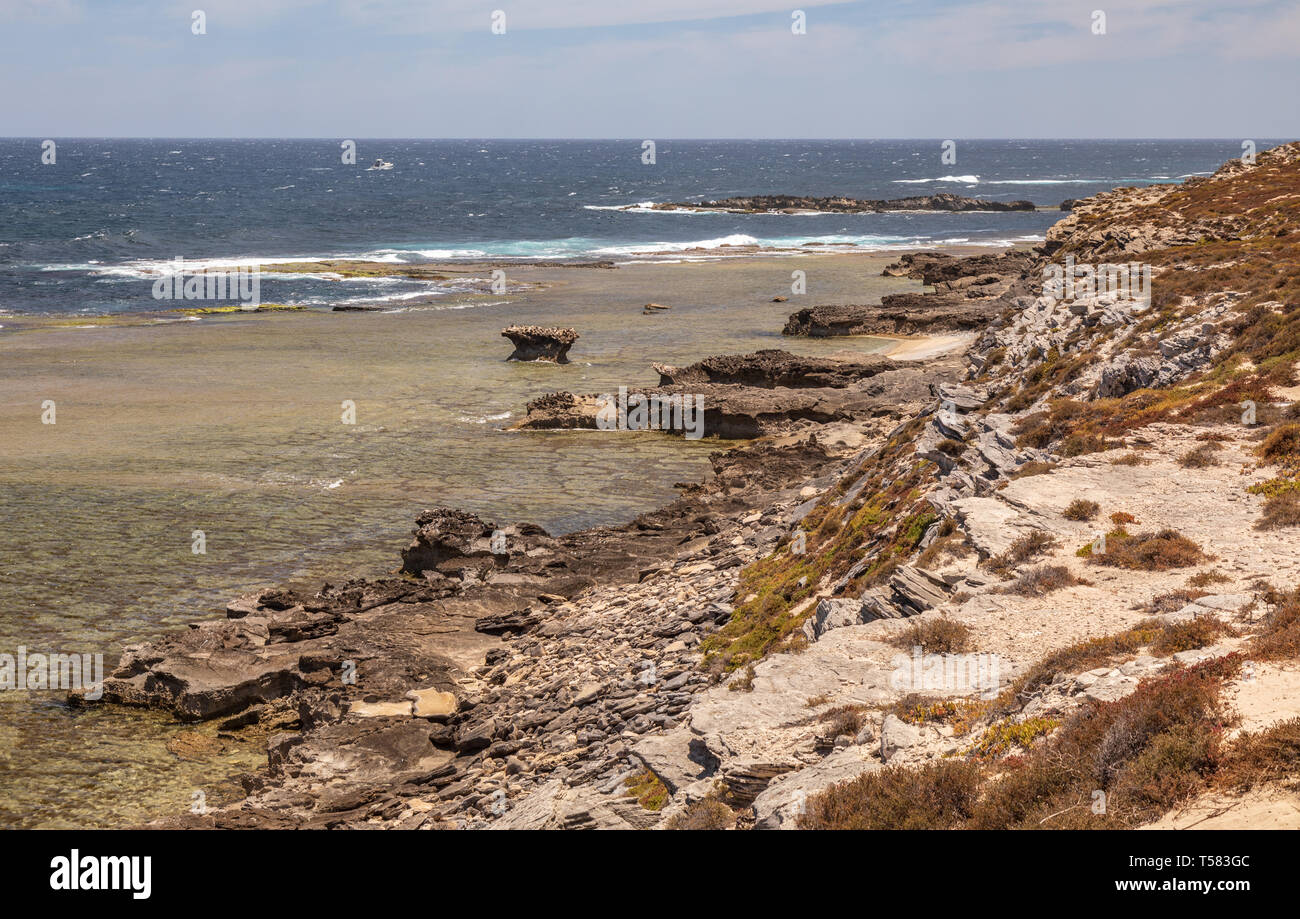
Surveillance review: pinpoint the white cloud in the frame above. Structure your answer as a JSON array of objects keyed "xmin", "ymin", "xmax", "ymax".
[
  {"xmin": 336, "ymin": 0, "xmax": 847, "ymax": 32},
  {"xmin": 0, "ymin": 0, "xmax": 85, "ymax": 23}
]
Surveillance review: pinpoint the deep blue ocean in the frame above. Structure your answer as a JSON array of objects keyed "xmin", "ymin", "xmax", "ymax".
[{"xmin": 0, "ymin": 138, "xmax": 1282, "ymax": 316}]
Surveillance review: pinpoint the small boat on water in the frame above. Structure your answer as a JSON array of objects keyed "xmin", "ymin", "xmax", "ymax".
[{"xmin": 368, "ymin": 158, "xmax": 394, "ymax": 171}]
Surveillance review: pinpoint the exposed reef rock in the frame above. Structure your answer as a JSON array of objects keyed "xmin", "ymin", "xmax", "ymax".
[
  {"xmin": 783, "ymin": 297, "xmax": 1006, "ymax": 337},
  {"xmin": 651, "ymin": 349, "xmax": 893, "ymax": 388},
  {"xmin": 644, "ymin": 193, "xmax": 1035, "ymax": 214},
  {"xmin": 514, "ymin": 350, "xmax": 955, "ymax": 439},
  {"xmin": 788, "ymin": 248, "xmax": 1036, "ymax": 337},
  {"xmin": 502, "ymin": 325, "xmax": 579, "ymax": 363}
]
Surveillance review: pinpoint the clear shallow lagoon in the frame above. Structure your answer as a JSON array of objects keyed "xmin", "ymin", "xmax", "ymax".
[{"xmin": 0, "ymin": 252, "xmax": 899, "ymax": 826}]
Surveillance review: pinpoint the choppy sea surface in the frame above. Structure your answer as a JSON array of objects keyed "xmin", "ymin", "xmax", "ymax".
[{"xmin": 0, "ymin": 138, "xmax": 1282, "ymax": 316}]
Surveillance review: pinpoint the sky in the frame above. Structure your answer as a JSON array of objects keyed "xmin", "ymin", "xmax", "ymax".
[{"xmin": 1, "ymin": 0, "xmax": 1297, "ymax": 137}]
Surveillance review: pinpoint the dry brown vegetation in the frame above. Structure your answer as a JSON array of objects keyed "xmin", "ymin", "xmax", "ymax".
[
  {"xmin": 1145, "ymin": 588, "xmax": 1209, "ymax": 614},
  {"xmin": 1001, "ymin": 564, "xmax": 1087, "ymax": 597},
  {"xmin": 1260, "ymin": 423, "xmax": 1300, "ymax": 471},
  {"xmin": 1084, "ymin": 528, "xmax": 1207, "ymax": 571},
  {"xmin": 1110, "ymin": 452, "xmax": 1151, "ymax": 466},
  {"xmin": 1062, "ymin": 498, "xmax": 1100, "ymax": 521},
  {"xmin": 987, "ymin": 529, "xmax": 1058, "ymax": 576},
  {"xmin": 1216, "ymin": 719, "xmax": 1300, "ymax": 792},
  {"xmin": 1250, "ymin": 588, "xmax": 1300, "ymax": 660},
  {"xmin": 1188, "ymin": 569, "xmax": 1231, "ymax": 588},
  {"xmin": 665, "ymin": 797, "xmax": 736, "ymax": 830},
  {"xmin": 800, "ymin": 655, "xmax": 1243, "ymax": 829},
  {"xmin": 819, "ymin": 704, "xmax": 869, "ymax": 739},
  {"xmin": 888, "ymin": 617, "xmax": 972, "ymax": 654},
  {"xmin": 1179, "ymin": 442, "xmax": 1222, "ymax": 468},
  {"xmin": 1256, "ymin": 492, "xmax": 1300, "ymax": 529},
  {"xmin": 1149, "ymin": 616, "xmax": 1237, "ymax": 656}
]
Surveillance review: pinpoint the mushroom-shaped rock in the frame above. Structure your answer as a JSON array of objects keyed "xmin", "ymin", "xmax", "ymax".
[{"xmin": 501, "ymin": 325, "xmax": 579, "ymax": 363}]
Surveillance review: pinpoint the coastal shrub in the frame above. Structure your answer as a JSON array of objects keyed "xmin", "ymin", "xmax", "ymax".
[
  {"xmin": 969, "ymin": 717, "xmax": 1060, "ymax": 758},
  {"xmin": 986, "ymin": 529, "xmax": 1057, "ymax": 576},
  {"xmin": 1008, "ymin": 460, "xmax": 1056, "ymax": 480},
  {"xmin": 665, "ymin": 798, "xmax": 735, "ymax": 831},
  {"xmin": 1063, "ymin": 499, "xmax": 1100, "ymax": 521},
  {"xmin": 1012, "ymin": 621, "xmax": 1163, "ymax": 698},
  {"xmin": 820, "ymin": 704, "xmax": 869, "ymax": 739},
  {"xmin": 798, "ymin": 759, "xmax": 983, "ymax": 830},
  {"xmin": 892, "ymin": 694, "xmax": 964, "ymax": 725},
  {"xmin": 1012, "ymin": 400, "xmax": 1089, "ymax": 449},
  {"xmin": 1111, "ymin": 723, "xmax": 1221, "ymax": 813},
  {"xmin": 1179, "ymin": 442, "xmax": 1222, "ymax": 468},
  {"xmin": 701, "ymin": 458, "xmax": 935, "ymax": 672},
  {"xmin": 986, "ymin": 655, "xmax": 1239, "ymax": 827},
  {"xmin": 1076, "ymin": 528, "xmax": 1128, "ymax": 558},
  {"xmin": 1110, "ymin": 452, "xmax": 1151, "ymax": 466},
  {"xmin": 1246, "ymin": 476, "xmax": 1300, "ymax": 498},
  {"xmin": 808, "ymin": 656, "xmax": 1240, "ymax": 830},
  {"xmin": 1085, "ymin": 528, "xmax": 1207, "ymax": 571},
  {"xmin": 1060, "ymin": 432, "xmax": 1115, "ymax": 457},
  {"xmin": 1109, "ymin": 511, "xmax": 1138, "ymax": 526},
  {"xmin": 1001, "ymin": 564, "xmax": 1086, "ymax": 597},
  {"xmin": 624, "ymin": 770, "xmax": 669, "ymax": 811},
  {"xmin": 889, "ymin": 617, "xmax": 972, "ymax": 654},
  {"xmin": 915, "ymin": 532, "xmax": 971, "ymax": 569},
  {"xmin": 1260, "ymin": 423, "xmax": 1300, "ymax": 469},
  {"xmin": 1150, "ymin": 617, "xmax": 1236, "ymax": 656},
  {"xmin": 1250, "ymin": 588, "xmax": 1300, "ymax": 660},
  {"xmin": 727, "ymin": 664, "xmax": 756, "ymax": 692},
  {"xmin": 1216, "ymin": 718, "xmax": 1300, "ymax": 792},
  {"xmin": 936, "ymin": 438, "xmax": 966, "ymax": 457},
  {"xmin": 1145, "ymin": 588, "xmax": 1208, "ymax": 614},
  {"xmin": 1188, "ymin": 569, "xmax": 1231, "ymax": 588},
  {"xmin": 1255, "ymin": 492, "xmax": 1300, "ymax": 529}
]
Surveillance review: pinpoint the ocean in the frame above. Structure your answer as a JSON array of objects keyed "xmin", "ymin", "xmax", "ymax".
[{"xmin": 0, "ymin": 138, "xmax": 1278, "ymax": 316}]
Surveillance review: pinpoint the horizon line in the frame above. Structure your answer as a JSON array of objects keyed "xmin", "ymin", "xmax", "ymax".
[{"xmin": 1, "ymin": 136, "xmax": 1292, "ymax": 143}]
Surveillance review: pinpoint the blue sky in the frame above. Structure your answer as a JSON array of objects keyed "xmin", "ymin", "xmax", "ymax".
[{"xmin": 1, "ymin": 0, "xmax": 1297, "ymax": 137}]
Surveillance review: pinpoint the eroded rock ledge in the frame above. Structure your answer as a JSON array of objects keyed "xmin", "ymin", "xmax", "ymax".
[
  {"xmin": 514, "ymin": 350, "xmax": 953, "ymax": 439},
  {"xmin": 784, "ymin": 248, "xmax": 1037, "ymax": 337},
  {"xmin": 502, "ymin": 325, "xmax": 579, "ymax": 363}
]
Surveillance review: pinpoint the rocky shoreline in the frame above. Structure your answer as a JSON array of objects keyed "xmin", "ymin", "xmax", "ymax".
[{"xmin": 79, "ymin": 143, "xmax": 1300, "ymax": 829}]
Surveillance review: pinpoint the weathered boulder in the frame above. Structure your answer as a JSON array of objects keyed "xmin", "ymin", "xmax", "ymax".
[
  {"xmin": 1093, "ymin": 353, "xmax": 1160, "ymax": 399},
  {"xmin": 803, "ymin": 597, "xmax": 869, "ymax": 641},
  {"xmin": 502, "ymin": 325, "xmax": 579, "ymax": 363}
]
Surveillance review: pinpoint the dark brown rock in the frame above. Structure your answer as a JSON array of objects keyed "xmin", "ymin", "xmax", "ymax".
[
  {"xmin": 501, "ymin": 325, "xmax": 579, "ymax": 363},
  {"xmin": 648, "ymin": 193, "xmax": 1035, "ymax": 213}
]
